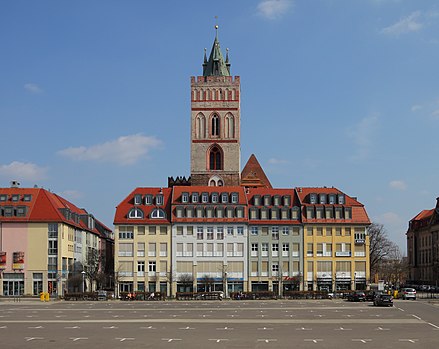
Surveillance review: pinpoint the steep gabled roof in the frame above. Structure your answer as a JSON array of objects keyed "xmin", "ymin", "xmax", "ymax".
[{"xmin": 241, "ymin": 154, "xmax": 272, "ymax": 188}]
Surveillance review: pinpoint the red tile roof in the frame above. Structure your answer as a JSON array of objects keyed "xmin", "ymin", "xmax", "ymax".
[
  {"xmin": 241, "ymin": 154, "xmax": 272, "ymax": 188},
  {"xmin": 114, "ymin": 187, "xmax": 172, "ymax": 225},
  {"xmin": 0, "ymin": 187, "xmax": 111, "ymax": 236}
]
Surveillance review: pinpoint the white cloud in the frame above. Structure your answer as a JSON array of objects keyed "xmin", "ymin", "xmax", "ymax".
[
  {"xmin": 381, "ymin": 11, "xmax": 423, "ymax": 35},
  {"xmin": 346, "ymin": 113, "xmax": 379, "ymax": 161},
  {"xmin": 257, "ymin": 0, "xmax": 293, "ymax": 20},
  {"xmin": 24, "ymin": 83, "xmax": 43, "ymax": 94},
  {"xmin": 389, "ymin": 180, "xmax": 407, "ymax": 191},
  {"xmin": 0, "ymin": 161, "xmax": 47, "ymax": 181},
  {"xmin": 268, "ymin": 158, "xmax": 289, "ymax": 165},
  {"xmin": 58, "ymin": 134, "xmax": 162, "ymax": 165}
]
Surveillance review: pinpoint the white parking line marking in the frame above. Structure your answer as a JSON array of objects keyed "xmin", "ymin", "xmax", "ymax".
[
  {"xmin": 28, "ymin": 326, "xmax": 44, "ymax": 329},
  {"xmin": 116, "ymin": 338, "xmax": 135, "ymax": 342},
  {"xmin": 140, "ymin": 326, "xmax": 156, "ymax": 329},
  {"xmin": 296, "ymin": 327, "xmax": 312, "ymax": 330},
  {"xmin": 352, "ymin": 339, "xmax": 372, "ymax": 343},
  {"xmin": 216, "ymin": 326, "xmax": 233, "ymax": 330},
  {"xmin": 399, "ymin": 339, "xmax": 418, "ymax": 343},
  {"xmin": 65, "ymin": 326, "xmax": 81, "ymax": 329},
  {"xmin": 427, "ymin": 322, "xmax": 439, "ymax": 329},
  {"xmin": 25, "ymin": 337, "xmax": 43, "ymax": 341},
  {"xmin": 412, "ymin": 315, "xmax": 422, "ymax": 320},
  {"xmin": 70, "ymin": 337, "xmax": 88, "ymax": 341},
  {"xmin": 335, "ymin": 327, "xmax": 352, "ymax": 331},
  {"xmin": 304, "ymin": 339, "xmax": 323, "ymax": 343},
  {"xmin": 257, "ymin": 339, "xmax": 277, "ymax": 343},
  {"xmin": 209, "ymin": 339, "xmax": 229, "ymax": 343},
  {"xmin": 179, "ymin": 326, "xmax": 195, "ymax": 330},
  {"xmin": 397, "ymin": 308, "xmax": 405, "ymax": 312},
  {"xmin": 103, "ymin": 326, "xmax": 118, "ymax": 329},
  {"xmin": 162, "ymin": 338, "xmax": 182, "ymax": 342},
  {"xmin": 0, "ymin": 326, "xmax": 7, "ymax": 329},
  {"xmin": 376, "ymin": 327, "xmax": 390, "ymax": 331},
  {"xmin": 257, "ymin": 327, "xmax": 273, "ymax": 330}
]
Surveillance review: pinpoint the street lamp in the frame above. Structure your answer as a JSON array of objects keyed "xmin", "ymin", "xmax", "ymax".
[{"xmin": 81, "ymin": 271, "xmax": 86, "ymax": 293}]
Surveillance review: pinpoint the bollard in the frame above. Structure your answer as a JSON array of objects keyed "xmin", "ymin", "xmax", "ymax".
[
  {"xmin": 44, "ymin": 292, "xmax": 50, "ymax": 302},
  {"xmin": 40, "ymin": 292, "xmax": 45, "ymax": 302}
]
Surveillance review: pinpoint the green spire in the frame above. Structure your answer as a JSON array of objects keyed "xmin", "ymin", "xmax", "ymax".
[{"xmin": 202, "ymin": 26, "xmax": 231, "ymax": 77}]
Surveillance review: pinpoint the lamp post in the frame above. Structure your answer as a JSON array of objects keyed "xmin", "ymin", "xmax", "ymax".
[{"xmin": 81, "ymin": 271, "xmax": 86, "ymax": 293}]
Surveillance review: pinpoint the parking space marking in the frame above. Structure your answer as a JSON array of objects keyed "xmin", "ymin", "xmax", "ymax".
[
  {"xmin": 352, "ymin": 339, "xmax": 372, "ymax": 343},
  {"xmin": 116, "ymin": 338, "xmax": 135, "ymax": 342},
  {"xmin": 257, "ymin": 327, "xmax": 273, "ymax": 330},
  {"xmin": 140, "ymin": 326, "xmax": 156, "ymax": 329},
  {"xmin": 296, "ymin": 327, "xmax": 312, "ymax": 330},
  {"xmin": 375, "ymin": 327, "xmax": 390, "ymax": 331},
  {"xmin": 25, "ymin": 337, "xmax": 44, "ymax": 341},
  {"xmin": 103, "ymin": 325, "xmax": 118, "ymax": 329},
  {"xmin": 162, "ymin": 338, "xmax": 182, "ymax": 342},
  {"xmin": 65, "ymin": 326, "xmax": 81, "ymax": 329},
  {"xmin": 70, "ymin": 337, "xmax": 88, "ymax": 341},
  {"xmin": 335, "ymin": 327, "xmax": 352, "ymax": 331},
  {"xmin": 216, "ymin": 326, "xmax": 233, "ymax": 330},
  {"xmin": 399, "ymin": 339, "xmax": 419, "ymax": 343},
  {"xmin": 427, "ymin": 322, "xmax": 439, "ymax": 329},
  {"xmin": 257, "ymin": 339, "xmax": 277, "ymax": 343},
  {"xmin": 0, "ymin": 326, "xmax": 7, "ymax": 329},
  {"xmin": 179, "ymin": 326, "xmax": 195, "ymax": 330},
  {"xmin": 208, "ymin": 339, "xmax": 229, "ymax": 343},
  {"xmin": 412, "ymin": 315, "xmax": 422, "ymax": 320},
  {"xmin": 304, "ymin": 339, "xmax": 323, "ymax": 343}
]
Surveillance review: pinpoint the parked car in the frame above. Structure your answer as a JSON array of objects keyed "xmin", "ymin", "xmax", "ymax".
[
  {"xmin": 347, "ymin": 291, "xmax": 366, "ymax": 302},
  {"xmin": 400, "ymin": 288, "xmax": 416, "ymax": 300},
  {"xmin": 374, "ymin": 294, "xmax": 393, "ymax": 307},
  {"xmin": 365, "ymin": 291, "xmax": 381, "ymax": 301}
]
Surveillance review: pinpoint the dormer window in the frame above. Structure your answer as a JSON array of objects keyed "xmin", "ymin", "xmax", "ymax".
[
  {"xmin": 283, "ymin": 195, "xmax": 291, "ymax": 206},
  {"xmin": 0, "ymin": 194, "xmax": 7, "ymax": 202},
  {"xmin": 156, "ymin": 194, "xmax": 164, "ymax": 206},
  {"xmin": 328, "ymin": 194, "xmax": 336, "ymax": 204},
  {"xmin": 201, "ymin": 192, "xmax": 209, "ymax": 203},
  {"xmin": 231, "ymin": 192, "xmax": 238, "ymax": 204},
  {"xmin": 16, "ymin": 206, "xmax": 27, "ymax": 217},
  {"xmin": 253, "ymin": 195, "xmax": 261, "ymax": 206},
  {"xmin": 23, "ymin": 194, "xmax": 32, "ymax": 202},
  {"xmin": 151, "ymin": 208, "xmax": 165, "ymax": 219},
  {"xmin": 263, "ymin": 195, "xmax": 271, "ymax": 206},
  {"xmin": 309, "ymin": 193, "xmax": 317, "ymax": 204},
  {"xmin": 192, "ymin": 193, "xmax": 199, "ymax": 203},
  {"xmin": 211, "ymin": 192, "xmax": 219, "ymax": 203},
  {"xmin": 221, "ymin": 193, "xmax": 228, "ymax": 203},
  {"xmin": 134, "ymin": 194, "xmax": 142, "ymax": 205},
  {"xmin": 273, "ymin": 195, "xmax": 281, "ymax": 206},
  {"xmin": 182, "ymin": 192, "xmax": 189, "ymax": 203},
  {"xmin": 11, "ymin": 195, "xmax": 19, "ymax": 202},
  {"xmin": 319, "ymin": 194, "xmax": 327, "ymax": 204},
  {"xmin": 145, "ymin": 195, "xmax": 153, "ymax": 205},
  {"xmin": 128, "ymin": 208, "xmax": 144, "ymax": 219},
  {"xmin": 338, "ymin": 194, "xmax": 345, "ymax": 205}
]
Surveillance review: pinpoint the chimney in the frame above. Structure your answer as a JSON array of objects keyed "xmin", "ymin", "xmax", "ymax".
[{"xmin": 10, "ymin": 180, "xmax": 20, "ymax": 188}]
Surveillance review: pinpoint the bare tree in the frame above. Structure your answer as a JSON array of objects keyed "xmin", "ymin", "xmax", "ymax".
[
  {"xmin": 368, "ymin": 223, "xmax": 394, "ymax": 282},
  {"xmin": 200, "ymin": 274, "xmax": 214, "ymax": 292},
  {"xmin": 379, "ymin": 244, "xmax": 409, "ymax": 287},
  {"xmin": 178, "ymin": 273, "xmax": 194, "ymax": 293},
  {"xmin": 84, "ymin": 247, "xmax": 104, "ymax": 292}
]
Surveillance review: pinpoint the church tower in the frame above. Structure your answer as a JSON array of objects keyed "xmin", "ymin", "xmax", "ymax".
[{"xmin": 190, "ymin": 27, "xmax": 241, "ymax": 186}]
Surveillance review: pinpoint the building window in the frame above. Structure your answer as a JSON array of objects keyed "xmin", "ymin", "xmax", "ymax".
[
  {"xmin": 156, "ymin": 194, "xmax": 164, "ymax": 206},
  {"xmin": 192, "ymin": 193, "xmax": 199, "ymax": 203},
  {"xmin": 272, "ymin": 243, "xmax": 279, "ymax": 257},
  {"xmin": 211, "ymin": 114, "xmax": 220, "ymax": 136},
  {"xmin": 209, "ymin": 146, "xmax": 222, "ymax": 170},
  {"xmin": 282, "ymin": 227, "xmax": 289, "ymax": 235},
  {"xmin": 237, "ymin": 226, "xmax": 244, "ymax": 235},
  {"xmin": 201, "ymin": 192, "xmax": 209, "ymax": 203},
  {"xmin": 197, "ymin": 227, "xmax": 204, "ymax": 240},
  {"xmin": 206, "ymin": 227, "xmax": 214, "ymax": 240},
  {"xmin": 211, "ymin": 193, "xmax": 219, "ymax": 203},
  {"xmin": 134, "ymin": 194, "xmax": 142, "ymax": 205},
  {"xmin": 227, "ymin": 227, "xmax": 234, "ymax": 236},
  {"xmin": 182, "ymin": 192, "xmax": 189, "ymax": 203},
  {"xmin": 272, "ymin": 227, "xmax": 279, "ymax": 240},
  {"xmin": 119, "ymin": 226, "xmax": 134, "ymax": 239},
  {"xmin": 250, "ymin": 226, "xmax": 258, "ymax": 235},
  {"xmin": 231, "ymin": 192, "xmax": 238, "ymax": 203},
  {"xmin": 150, "ymin": 209, "xmax": 165, "ymax": 219},
  {"xmin": 217, "ymin": 227, "xmax": 224, "ymax": 240},
  {"xmin": 221, "ymin": 193, "xmax": 228, "ymax": 203},
  {"xmin": 145, "ymin": 195, "xmax": 153, "ymax": 205},
  {"xmin": 251, "ymin": 243, "xmax": 258, "ymax": 256},
  {"xmin": 128, "ymin": 208, "xmax": 144, "ymax": 219},
  {"xmin": 23, "ymin": 194, "xmax": 32, "ymax": 202},
  {"xmin": 148, "ymin": 261, "xmax": 156, "ymax": 273}
]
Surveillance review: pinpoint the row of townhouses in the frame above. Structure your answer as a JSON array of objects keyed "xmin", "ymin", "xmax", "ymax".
[{"xmin": 114, "ymin": 185, "xmax": 370, "ymax": 297}]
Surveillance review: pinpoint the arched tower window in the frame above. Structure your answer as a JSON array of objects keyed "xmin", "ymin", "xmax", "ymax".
[
  {"xmin": 225, "ymin": 114, "xmax": 235, "ymax": 139},
  {"xmin": 209, "ymin": 145, "xmax": 223, "ymax": 170},
  {"xmin": 196, "ymin": 114, "xmax": 206, "ymax": 139},
  {"xmin": 211, "ymin": 114, "xmax": 220, "ymax": 137}
]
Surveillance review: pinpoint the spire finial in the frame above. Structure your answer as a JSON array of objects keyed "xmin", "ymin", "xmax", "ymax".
[{"xmin": 214, "ymin": 16, "xmax": 219, "ymax": 39}]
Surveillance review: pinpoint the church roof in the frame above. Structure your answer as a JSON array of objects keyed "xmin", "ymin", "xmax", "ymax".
[
  {"xmin": 241, "ymin": 154, "xmax": 272, "ymax": 188},
  {"xmin": 203, "ymin": 27, "xmax": 231, "ymax": 77}
]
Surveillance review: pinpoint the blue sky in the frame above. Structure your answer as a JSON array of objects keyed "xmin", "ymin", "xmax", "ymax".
[{"xmin": 1, "ymin": 0, "xmax": 438, "ymax": 251}]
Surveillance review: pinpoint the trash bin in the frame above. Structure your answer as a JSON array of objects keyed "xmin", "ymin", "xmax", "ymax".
[
  {"xmin": 40, "ymin": 292, "xmax": 45, "ymax": 302},
  {"xmin": 44, "ymin": 292, "xmax": 50, "ymax": 302}
]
